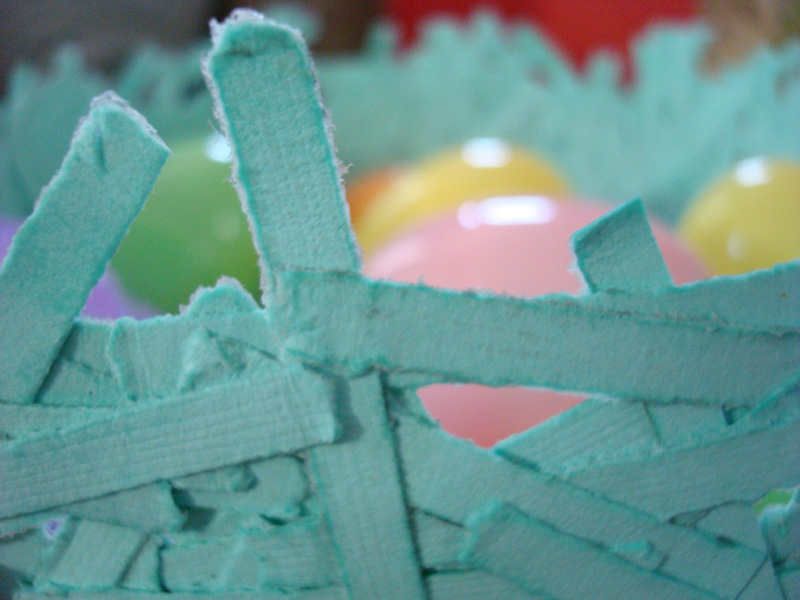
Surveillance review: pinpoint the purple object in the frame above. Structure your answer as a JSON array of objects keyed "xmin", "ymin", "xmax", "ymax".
[
  {"xmin": 1, "ymin": 216, "xmax": 155, "ymax": 320},
  {"xmin": 41, "ymin": 517, "xmax": 68, "ymax": 540}
]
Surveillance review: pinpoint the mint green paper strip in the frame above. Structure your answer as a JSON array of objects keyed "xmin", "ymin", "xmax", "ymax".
[
  {"xmin": 585, "ymin": 261, "xmax": 800, "ymax": 329},
  {"xmin": 107, "ymin": 312, "xmax": 280, "ymax": 400},
  {"xmin": 15, "ymin": 588, "xmax": 349, "ymax": 600},
  {"xmin": 0, "ymin": 482, "xmax": 183, "ymax": 536},
  {"xmin": 309, "ymin": 374, "xmax": 426, "ymax": 599},
  {"xmin": 0, "ymin": 94, "xmax": 169, "ymax": 405},
  {"xmin": 778, "ymin": 568, "xmax": 800, "ymax": 600},
  {"xmin": 0, "ymin": 404, "xmax": 112, "ymax": 439},
  {"xmin": 176, "ymin": 457, "xmax": 308, "ymax": 522},
  {"xmin": 163, "ymin": 518, "xmax": 340, "ymax": 592},
  {"xmin": 567, "ymin": 413, "xmax": 800, "ymax": 519},
  {"xmin": 571, "ymin": 198, "xmax": 672, "ymax": 293},
  {"xmin": 0, "ymin": 367, "xmax": 337, "ymax": 519},
  {"xmin": 495, "ymin": 399, "xmax": 657, "ymax": 474},
  {"xmin": 161, "ymin": 535, "xmax": 238, "ymax": 592},
  {"xmin": 276, "ymin": 271, "xmax": 799, "ymax": 406},
  {"xmin": 396, "ymin": 415, "xmax": 760, "ymax": 598},
  {"xmin": 204, "ymin": 14, "xmax": 360, "ymax": 297},
  {"xmin": 696, "ymin": 503, "xmax": 765, "ymax": 551},
  {"xmin": 412, "ymin": 511, "xmax": 467, "ymax": 570},
  {"xmin": 37, "ymin": 283, "xmax": 280, "ymax": 404},
  {"xmin": 34, "ymin": 321, "xmax": 129, "ymax": 408},
  {"xmin": 426, "ymin": 571, "xmax": 544, "ymax": 600},
  {"xmin": 40, "ymin": 519, "xmax": 145, "ymax": 591},
  {"xmin": 171, "ymin": 463, "xmax": 254, "ymax": 492},
  {"xmin": 227, "ymin": 517, "xmax": 340, "ymax": 590},
  {"xmin": 119, "ymin": 536, "xmax": 162, "ymax": 592},
  {"xmin": 462, "ymin": 502, "xmax": 714, "ymax": 600},
  {"xmin": 734, "ymin": 560, "xmax": 784, "ymax": 600}
]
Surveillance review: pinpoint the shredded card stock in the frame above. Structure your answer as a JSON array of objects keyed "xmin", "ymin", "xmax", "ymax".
[{"xmin": 0, "ymin": 12, "xmax": 798, "ymax": 600}]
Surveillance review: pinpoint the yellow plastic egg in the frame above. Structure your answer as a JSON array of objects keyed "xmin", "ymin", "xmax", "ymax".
[
  {"xmin": 353, "ymin": 138, "xmax": 571, "ymax": 255},
  {"xmin": 679, "ymin": 158, "xmax": 800, "ymax": 275}
]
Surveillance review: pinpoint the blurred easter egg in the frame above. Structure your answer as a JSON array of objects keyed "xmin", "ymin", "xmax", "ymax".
[
  {"xmin": 365, "ymin": 196, "xmax": 708, "ymax": 447},
  {"xmin": 355, "ymin": 138, "xmax": 571, "ymax": 255},
  {"xmin": 1, "ymin": 217, "xmax": 153, "ymax": 320},
  {"xmin": 112, "ymin": 132, "xmax": 261, "ymax": 314},
  {"xmin": 346, "ymin": 167, "xmax": 403, "ymax": 225},
  {"xmin": 679, "ymin": 158, "xmax": 800, "ymax": 275}
]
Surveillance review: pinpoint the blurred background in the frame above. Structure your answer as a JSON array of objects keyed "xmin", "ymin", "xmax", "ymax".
[{"xmin": 2, "ymin": 0, "xmax": 799, "ymax": 91}]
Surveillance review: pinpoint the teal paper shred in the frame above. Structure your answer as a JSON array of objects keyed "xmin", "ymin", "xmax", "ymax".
[
  {"xmin": 163, "ymin": 517, "xmax": 340, "ymax": 593},
  {"xmin": 118, "ymin": 536, "xmax": 162, "ymax": 592},
  {"xmin": 176, "ymin": 328, "xmax": 254, "ymax": 393},
  {"xmin": 580, "ymin": 261, "xmax": 800, "ymax": 331},
  {"xmin": 499, "ymin": 401, "xmax": 729, "ymax": 481},
  {"xmin": 16, "ymin": 588, "xmax": 349, "ymax": 600},
  {"xmin": 171, "ymin": 463, "xmax": 255, "ymax": 493},
  {"xmin": 33, "ymin": 321, "xmax": 127, "ymax": 408},
  {"xmin": 462, "ymin": 501, "xmax": 714, "ymax": 600},
  {"xmin": 56, "ymin": 483, "xmax": 184, "ymax": 533},
  {"xmin": 275, "ymin": 269, "xmax": 799, "ymax": 406},
  {"xmin": 0, "ymin": 367, "xmax": 338, "ymax": 519},
  {"xmin": 183, "ymin": 279, "xmax": 261, "ymax": 316},
  {"xmin": 734, "ymin": 559, "xmax": 785, "ymax": 600},
  {"xmin": 21, "ymin": 517, "xmax": 74, "ymax": 591},
  {"xmin": 0, "ymin": 482, "xmax": 184, "ymax": 537},
  {"xmin": 495, "ymin": 398, "xmax": 658, "ymax": 474},
  {"xmin": 106, "ymin": 309, "xmax": 282, "ymax": 401},
  {"xmin": 0, "ymin": 404, "xmax": 113, "ymax": 439},
  {"xmin": 411, "ymin": 511, "xmax": 467, "ymax": 570},
  {"xmin": 560, "ymin": 197, "xmax": 725, "ymax": 463},
  {"xmin": 0, "ymin": 94, "xmax": 169, "ymax": 405},
  {"xmin": 309, "ymin": 374, "xmax": 427, "ymax": 599},
  {"xmin": 570, "ymin": 198, "xmax": 673, "ymax": 293},
  {"xmin": 37, "ymin": 519, "xmax": 145, "ymax": 592},
  {"xmin": 204, "ymin": 18, "xmax": 425, "ymax": 598},
  {"xmin": 226, "ymin": 516, "xmax": 340, "ymax": 591},
  {"xmin": 426, "ymin": 570, "xmax": 543, "ymax": 600},
  {"xmin": 646, "ymin": 403, "xmax": 728, "ymax": 444},
  {"xmin": 174, "ymin": 456, "xmax": 309, "ymax": 522},
  {"xmin": 696, "ymin": 503, "xmax": 766, "ymax": 551},
  {"xmin": 0, "ymin": 528, "xmax": 52, "ymax": 584},
  {"xmin": 42, "ymin": 316, "xmax": 112, "ymax": 368},
  {"xmin": 779, "ymin": 567, "xmax": 800, "ymax": 599},
  {"xmin": 395, "ymin": 414, "xmax": 761, "ymax": 598},
  {"xmin": 35, "ymin": 357, "xmax": 128, "ymax": 409},
  {"xmin": 565, "ymin": 412, "xmax": 800, "ymax": 519},
  {"xmin": 203, "ymin": 13, "xmax": 360, "ymax": 297},
  {"xmin": 161, "ymin": 534, "xmax": 237, "ymax": 592}
]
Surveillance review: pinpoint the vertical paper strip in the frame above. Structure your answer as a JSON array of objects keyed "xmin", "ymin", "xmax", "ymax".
[
  {"xmin": 310, "ymin": 375, "xmax": 426, "ymax": 599},
  {"xmin": 204, "ymin": 14, "xmax": 361, "ymax": 296},
  {"xmin": 0, "ymin": 94, "xmax": 169, "ymax": 404}
]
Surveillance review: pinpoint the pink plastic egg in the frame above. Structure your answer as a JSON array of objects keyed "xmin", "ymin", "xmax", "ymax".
[{"xmin": 364, "ymin": 196, "xmax": 708, "ymax": 447}]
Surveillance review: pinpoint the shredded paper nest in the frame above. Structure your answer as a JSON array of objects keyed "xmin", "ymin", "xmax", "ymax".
[{"xmin": 0, "ymin": 12, "xmax": 799, "ymax": 600}]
